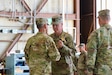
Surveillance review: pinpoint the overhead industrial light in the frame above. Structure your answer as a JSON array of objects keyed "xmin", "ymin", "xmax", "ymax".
[{"xmin": 0, "ymin": 29, "xmax": 9, "ymax": 33}]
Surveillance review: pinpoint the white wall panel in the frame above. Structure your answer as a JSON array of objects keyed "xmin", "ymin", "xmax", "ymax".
[
  {"xmin": 0, "ymin": 0, "xmax": 74, "ymax": 58},
  {"xmin": 40, "ymin": 0, "xmax": 73, "ymax": 13}
]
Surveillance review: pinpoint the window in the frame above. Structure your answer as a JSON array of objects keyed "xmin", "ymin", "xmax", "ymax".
[{"xmin": 96, "ymin": 0, "xmax": 112, "ymax": 28}]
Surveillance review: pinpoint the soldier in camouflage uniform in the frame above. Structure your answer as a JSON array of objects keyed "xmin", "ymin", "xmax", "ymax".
[
  {"xmin": 77, "ymin": 43, "xmax": 87, "ymax": 75},
  {"xmin": 86, "ymin": 9, "xmax": 112, "ymax": 75},
  {"xmin": 50, "ymin": 15, "xmax": 77, "ymax": 75},
  {"xmin": 24, "ymin": 18, "xmax": 60, "ymax": 75}
]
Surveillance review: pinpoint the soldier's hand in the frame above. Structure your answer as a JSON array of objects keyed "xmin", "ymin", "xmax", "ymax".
[
  {"xmin": 56, "ymin": 40, "xmax": 64, "ymax": 49},
  {"xmin": 74, "ymin": 71, "xmax": 77, "ymax": 75},
  {"xmin": 84, "ymin": 70, "xmax": 88, "ymax": 74}
]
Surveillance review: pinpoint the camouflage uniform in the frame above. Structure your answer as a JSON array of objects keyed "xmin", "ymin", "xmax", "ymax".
[
  {"xmin": 50, "ymin": 16, "xmax": 75, "ymax": 75},
  {"xmin": 77, "ymin": 51, "xmax": 87, "ymax": 75},
  {"xmin": 86, "ymin": 9, "xmax": 112, "ymax": 75},
  {"xmin": 50, "ymin": 31, "xmax": 76, "ymax": 75},
  {"xmin": 24, "ymin": 18, "xmax": 60, "ymax": 75}
]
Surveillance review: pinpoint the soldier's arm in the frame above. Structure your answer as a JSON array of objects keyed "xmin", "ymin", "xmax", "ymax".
[
  {"xmin": 47, "ymin": 37, "xmax": 61, "ymax": 61},
  {"xmin": 86, "ymin": 31, "xmax": 98, "ymax": 74},
  {"xmin": 84, "ymin": 51, "xmax": 88, "ymax": 70},
  {"xmin": 24, "ymin": 38, "xmax": 32, "ymax": 65},
  {"xmin": 64, "ymin": 34, "xmax": 77, "ymax": 63},
  {"xmin": 59, "ymin": 34, "xmax": 76, "ymax": 56}
]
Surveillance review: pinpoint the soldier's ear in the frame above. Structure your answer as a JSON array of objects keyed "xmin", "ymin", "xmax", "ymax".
[{"xmin": 44, "ymin": 24, "xmax": 47, "ymax": 29}]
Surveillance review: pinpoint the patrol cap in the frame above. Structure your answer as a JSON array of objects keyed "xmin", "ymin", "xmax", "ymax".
[
  {"xmin": 36, "ymin": 18, "xmax": 48, "ymax": 28},
  {"xmin": 98, "ymin": 9, "xmax": 110, "ymax": 18},
  {"xmin": 52, "ymin": 15, "xmax": 63, "ymax": 25}
]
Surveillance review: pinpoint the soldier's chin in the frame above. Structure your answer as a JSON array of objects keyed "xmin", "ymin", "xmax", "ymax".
[{"xmin": 55, "ymin": 31, "xmax": 59, "ymax": 33}]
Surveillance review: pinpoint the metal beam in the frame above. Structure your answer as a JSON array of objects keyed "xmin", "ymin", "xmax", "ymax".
[
  {"xmin": 0, "ymin": 40, "xmax": 27, "ymax": 42},
  {"xmin": 36, "ymin": 13, "xmax": 76, "ymax": 20},
  {"xmin": 75, "ymin": 0, "xmax": 80, "ymax": 45},
  {"xmin": 93, "ymin": 0, "xmax": 96, "ymax": 30},
  {"xmin": 36, "ymin": 0, "xmax": 48, "ymax": 14},
  {"xmin": 20, "ymin": 0, "xmax": 31, "ymax": 14},
  {"xmin": 0, "ymin": 11, "xmax": 76, "ymax": 20},
  {"xmin": 0, "ymin": 0, "xmax": 48, "ymax": 61},
  {"xmin": 0, "ymin": 11, "xmax": 30, "ymax": 18},
  {"xmin": 0, "ymin": 24, "xmax": 29, "ymax": 61}
]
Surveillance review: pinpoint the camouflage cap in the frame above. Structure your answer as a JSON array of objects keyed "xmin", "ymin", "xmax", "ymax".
[
  {"xmin": 98, "ymin": 9, "xmax": 110, "ymax": 18},
  {"xmin": 52, "ymin": 15, "xmax": 63, "ymax": 25},
  {"xmin": 36, "ymin": 18, "xmax": 48, "ymax": 27}
]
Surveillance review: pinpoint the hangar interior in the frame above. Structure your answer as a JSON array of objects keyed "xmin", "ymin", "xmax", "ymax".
[{"xmin": 0, "ymin": 0, "xmax": 112, "ymax": 75}]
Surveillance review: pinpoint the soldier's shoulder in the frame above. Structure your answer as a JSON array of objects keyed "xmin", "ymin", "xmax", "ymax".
[
  {"xmin": 49, "ymin": 33, "xmax": 55, "ymax": 39},
  {"xmin": 27, "ymin": 35, "xmax": 36, "ymax": 42},
  {"xmin": 50, "ymin": 33, "xmax": 55, "ymax": 36},
  {"xmin": 44, "ymin": 34, "xmax": 54, "ymax": 42},
  {"xmin": 63, "ymin": 31, "xmax": 70, "ymax": 35},
  {"xmin": 88, "ymin": 29, "xmax": 100, "ymax": 37},
  {"xmin": 62, "ymin": 31, "xmax": 72, "ymax": 37}
]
